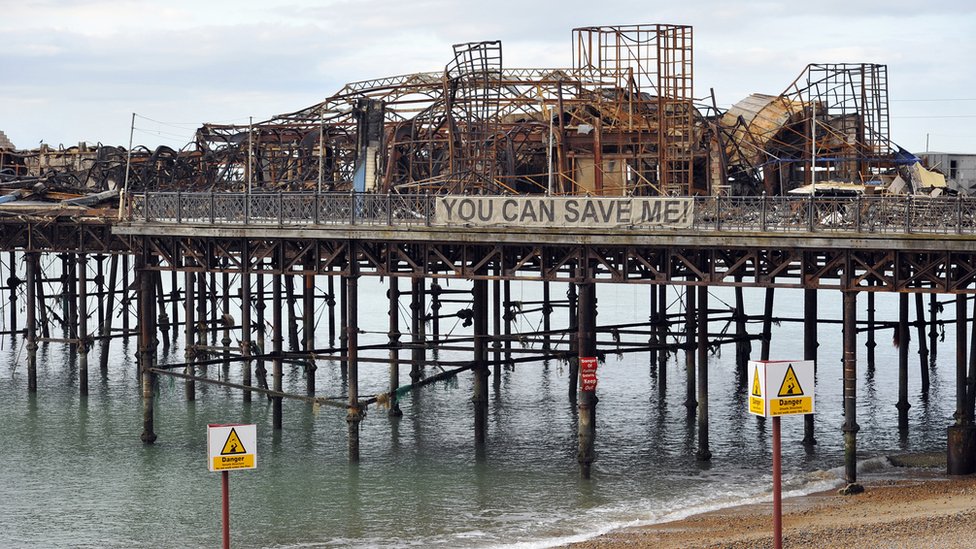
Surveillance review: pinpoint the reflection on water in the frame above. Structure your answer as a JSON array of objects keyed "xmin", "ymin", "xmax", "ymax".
[{"xmin": 0, "ymin": 282, "xmax": 957, "ymax": 548}]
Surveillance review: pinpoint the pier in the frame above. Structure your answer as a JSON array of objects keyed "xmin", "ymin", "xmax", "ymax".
[{"xmin": 2, "ymin": 24, "xmax": 976, "ymax": 490}]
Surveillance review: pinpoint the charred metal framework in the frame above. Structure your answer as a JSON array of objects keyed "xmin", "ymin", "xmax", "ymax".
[
  {"xmin": 722, "ymin": 64, "xmax": 897, "ymax": 194},
  {"xmin": 1, "ymin": 27, "xmax": 928, "ymax": 203}
]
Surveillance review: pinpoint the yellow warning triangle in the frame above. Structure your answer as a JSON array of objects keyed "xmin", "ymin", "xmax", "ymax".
[
  {"xmin": 777, "ymin": 364, "xmax": 804, "ymax": 397},
  {"xmin": 220, "ymin": 428, "xmax": 247, "ymax": 455},
  {"xmin": 751, "ymin": 366, "xmax": 762, "ymax": 397}
]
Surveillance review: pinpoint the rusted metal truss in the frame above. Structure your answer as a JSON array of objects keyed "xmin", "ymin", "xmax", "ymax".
[
  {"xmin": 0, "ymin": 24, "xmax": 936, "ymax": 210},
  {"xmin": 0, "ymin": 221, "xmax": 121, "ymax": 253},
  {"xmin": 133, "ymin": 235, "xmax": 976, "ymax": 294}
]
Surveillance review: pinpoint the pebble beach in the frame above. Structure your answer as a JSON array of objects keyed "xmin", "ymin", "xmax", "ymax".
[{"xmin": 564, "ymin": 456, "xmax": 976, "ymax": 549}]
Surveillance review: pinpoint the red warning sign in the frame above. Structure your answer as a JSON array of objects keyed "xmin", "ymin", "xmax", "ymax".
[{"xmin": 580, "ymin": 357, "xmax": 598, "ymax": 391}]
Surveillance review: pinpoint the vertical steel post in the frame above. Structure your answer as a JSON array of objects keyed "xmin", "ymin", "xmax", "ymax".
[
  {"xmin": 410, "ymin": 277, "xmax": 424, "ymax": 383},
  {"xmin": 866, "ymin": 290, "xmax": 876, "ymax": 372},
  {"xmin": 542, "ymin": 280, "xmax": 551, "ymax": 353},
  {"xmin": 347, "ymin": 242, "xmax": 361, "ymax": 462},
  {"xmin": 99, "ymin": 254, "xmax": 118, "ymax": 376},
  {"xmin": 577, "ymin": 276, "xmax": 597, "ymax": 478},
  {"xmin": 170, "ymin": 269, "xmax": 179, "ymax": 343},
  {"xmin": 26, "ymin": 252, "xmax": 38, "ymax": 393},
  {"xmin": 948, "ymin": 294, "xmax": 976, "ymax": 474},
  {"xmin": 241, "ymin": 261, "xmax": 252, "ymax": 403},
  {"xmin": 272, "ymin": 259, "xmax": 283, "ymax": 430},
  {"xmin": 138, "ymin": 247, "xmax": 157, "ymax": 444},
  {"xmin": 897, "ymin": 293, "xmax": 910, "ymax": 429},
  {"xmin": 956, "ymin": 296, "xmax": 967, "ymax": 426},
  {"xmin": 304, "ymin": 269, "xmax": 316, "ymax": 396},
  {"xmin": 256, "ymin": 271, "xmax": 267, "ymax": 401},
  {"xmin": 340, "ymin": 273, "xmax": 349, "ymax": 379},
  {"xmin": 8, "ymin": 251, "xmax": 17, "ymax": 334},
  {"xmin": 185, "ymin": 271, "xmax": 196, "ymax": 401},
  {"xmin": 760, "ymin": 287, "xmax": 774, "ymax": 361},
  {"xmin": 568, "ymin": 282, "xmax": 579, "ymax": 400},
  {"xmin": 221, "ymin": 471, "xmax": 230, "ymax": 549},
  {"xmin": 929, "ymin": 293, "xmax": 939, "ymax": 367},
  {"xmin": 327, "ymin": 275, "xmax": 336, "ymax": 346},
  {"xmin": 734, "ymin": 283, "xmax": 749, "ymax": 381},
  {"xmin": 803, "ymin": 288, "xmax": 817, "ymax": 446},
  {"xmin": 503, "ymin": 279, "xmax": 513, "ymax": 367},
  {"xmin": 842, "ymin": 289, "xmax": 860, "ymax": 487},
  {"xmin": 473, "ymin": 277, "xmax": 489, "ymax": 446},
  {"xmin": 915, "ymin": 293, "xmax": 930, "ymax": 393},
  {"xmin": 121, "ymin": 254, "xmax": 130, "ymax": 339},
  {"xmin": 492, "ymin": 273, "xmax": 502, "ymax": 387},
  {"xmin": 684, "ymin": 284, "xmax": 697, "ymax": 417},
  {"xmin": 78, "ymin": 254, "xmax": 88, "ymax": 396},
  {"xmin": 696, "ymin": 285, "xmax": 710, "ymax": 461},
  {"xmin": 222, "ymin": 269, "xmax": 232, "ymax": 372},
  {"xmin": 388, "ymin": 277, "xmax": 402, "ymax": 417},
  {"xmin": 772, "ymin": 416, "xmax": 782, "ymax": 549}
]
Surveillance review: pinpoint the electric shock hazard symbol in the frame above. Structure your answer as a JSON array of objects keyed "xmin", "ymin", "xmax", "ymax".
[
  {"xmin": 207, "ymin": 424, "xmax": 257, "ymax": 472},
  {"xmin": 747, "ymin": 360, "xmax": 815, "ymax": 418},
  {"xmin": 221, "ymin": 428, "xmax": 247, "ymax": 455}
]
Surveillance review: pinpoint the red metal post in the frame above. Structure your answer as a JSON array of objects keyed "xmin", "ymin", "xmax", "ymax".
[
  {"xmin": 772, "ymin": 416, "xmax": 782, "ymax": 549},
  {"xmin": 222, "ymin": 471, "xmax": 230, "ymax": 549}
]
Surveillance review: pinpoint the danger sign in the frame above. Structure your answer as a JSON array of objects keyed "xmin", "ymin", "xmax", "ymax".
[
  {"xmin": 580, "ymin": 357, "xmax": 598, "ymax": 391},
  {"xmin": 207, "ymin": 424, "xmax": 257, "ymax": 472},
  {"xmin": 747, "ymin": 360, "xmax": 815, "ymax": 418}
]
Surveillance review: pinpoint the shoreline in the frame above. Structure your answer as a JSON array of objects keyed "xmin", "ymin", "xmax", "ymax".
[{"xmin": 562, "ymin": 453, "xmax": 976, "ymax": 549}]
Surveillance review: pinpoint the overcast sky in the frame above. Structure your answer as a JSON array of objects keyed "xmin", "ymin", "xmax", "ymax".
[{"xmin": 1, "ymin": 0, "xmax": 974, "ymax": 154}]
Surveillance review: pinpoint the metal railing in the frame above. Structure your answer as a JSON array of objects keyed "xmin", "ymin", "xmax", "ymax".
[{"xmin": 129, "ymin": 192, "xmax": 976, "ymax": 236}]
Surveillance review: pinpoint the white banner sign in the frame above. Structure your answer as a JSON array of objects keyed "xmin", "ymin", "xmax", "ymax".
[{"xmin": 433, "ymin": 196, "xmax": 694, "ymax": 229}]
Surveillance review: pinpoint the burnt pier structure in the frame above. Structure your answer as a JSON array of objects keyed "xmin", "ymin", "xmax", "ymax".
[{"xmin": 3, "ymin": 24, "xmax": 976, "ymax": 484}]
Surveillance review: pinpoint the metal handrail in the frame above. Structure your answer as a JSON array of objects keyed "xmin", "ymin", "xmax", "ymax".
[{"xmin": 130, "ymin": 192, "xmax": 976, "ymax": 236}]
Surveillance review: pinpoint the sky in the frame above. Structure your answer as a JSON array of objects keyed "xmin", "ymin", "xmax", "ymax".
[{"xmin": 1, "ymin": 0, "xmax": 974, "ymax": 154}]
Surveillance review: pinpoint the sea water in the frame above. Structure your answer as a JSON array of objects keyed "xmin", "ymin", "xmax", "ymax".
[{"xmin": 0, "ymin": 279, "xmax": 957, "ymax": 548}]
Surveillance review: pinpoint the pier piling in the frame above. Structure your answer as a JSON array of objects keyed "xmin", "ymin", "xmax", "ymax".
[
  {"xmin": 577, "ymin": 277, "xmax": 597, "ymax": 478},
  {"xmin": 842, "ymin": 289, "xmax": 860, "ymax": 488},
  {"xmin": 346, "ymin": 246, "xmax": 362, "ymax": 462},
  {"xmin": 803, "ymin": 288, "xmax": 817, "ymax": 446},
  {"xmin": 696, "ymin": 285, "xmax": 711, "ymax": 461}
]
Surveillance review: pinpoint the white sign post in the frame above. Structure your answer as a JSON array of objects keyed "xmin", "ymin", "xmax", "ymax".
[
  {"xmin": 207, "ymin": 423, "xmax": 257, "ymax": 549},
  {"xmin": 747, "ymin": 360, "xmax": 815, "ymax": 549}
]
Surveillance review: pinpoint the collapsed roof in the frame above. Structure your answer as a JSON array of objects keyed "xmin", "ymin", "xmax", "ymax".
[{"xmin": 0, "ymin": 24, "xmax": 932, "ymax": 205}]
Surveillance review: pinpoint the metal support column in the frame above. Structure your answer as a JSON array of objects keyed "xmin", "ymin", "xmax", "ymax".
[
  {"xmin": 26, "ymin": 252, "xmax": 38, "ymax": 393},
  {"xmin": 897, "ymin": 293, "xmax": 910, "ymax": 429},
  {"xmin": 410, "ymin": 277, "xmax": 424, "ymax": 382},
  {"xmin": 684, "ymin": 285, "xmax": 697, "ymax": 417},
  {"xmin": 184, "ymin": 271, "xmax": 196, "ymax": 401},
  {"xmin": 568, "ymin": 282, "xmax": 579, "ymax": 400},
  {"xmin": 473, "ymin": 277, "xmax": 489, "ymax": 447},
  {"xmin": 388, "ymin": 277, "xmax": 402, "ymax": 417},
  {"xmin": 696, "ymin": 285, "xmax": 710, "ymax": 461},
  {"xmin": 241, "ymin": 260, "xmax": 252, "ymax": 403},
  {"xmin": 948, "ymin": 295, "xmax": 976, "ymax": 474},
  {"xmin": 138, "ymin": 247, "xmax": 158, "ymax": 444},
  {"xmin": 347, "ymin": 242, "xmax": 362, "ymax": 462},
  {"xmin": 577, "ymin": 276, "xmax": 597, "ymax": 478},
  {"xmin": 272, "ymin": 262, "xmax": 283, "ymax": 430},
  {"xmin": 803, "ymin": 288, "xmax": 817, "ymax": 446},
  {"xmin": 99, "ymin": 254, "xmax": 118, "ymax": 376},
  {"xmin": 78, "ymin": 254, "xmax": 89, "ymax": 396},
  {"xmin": 841, "ymin": 289, "xmax": 860, "ymax": 488}
]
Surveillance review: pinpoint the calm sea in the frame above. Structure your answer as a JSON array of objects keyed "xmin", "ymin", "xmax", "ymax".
[{"xmin": 0, "ymin": 278, "xmax": 957, "ymax": 548}]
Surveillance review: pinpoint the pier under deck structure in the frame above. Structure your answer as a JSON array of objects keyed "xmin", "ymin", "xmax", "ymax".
[{"xmin": 102, "ymin": 191, "xmax": 976, "ymax": 483}]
